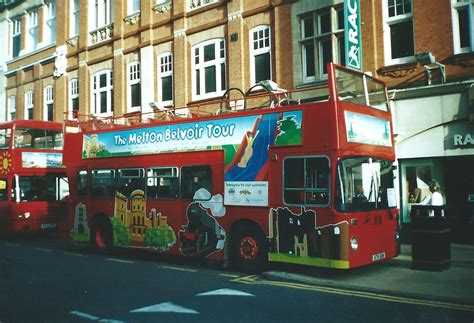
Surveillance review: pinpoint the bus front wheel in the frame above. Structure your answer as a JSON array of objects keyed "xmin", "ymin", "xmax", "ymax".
[
  {"xmin": 231, "ymin": 224, "xmax": 267, "ymax": 273},
  {"xmin": 90, "ymin": 213, "xmax": 113, "ymax": 250}
]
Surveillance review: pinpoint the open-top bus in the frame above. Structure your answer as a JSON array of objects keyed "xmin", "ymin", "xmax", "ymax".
[
  {"xmin": 63, "ymin": 63, "xmax": 399, "ymax": 271},
  {"xmin": 0, "ymin": 120, "xmax": 69, "ymax": 235}
]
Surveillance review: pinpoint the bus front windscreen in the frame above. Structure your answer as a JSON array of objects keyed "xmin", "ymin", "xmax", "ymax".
[
  {"xmin": 14, "ymin": 128, "xmax": 63, "ymax": 150},
  {"xmin": 335, "ymin": 157, "xmax": 396, "ymax": 212},
  {"xmin": 12, "ymin": 174, "xmax": 69, "ymax": 202}
]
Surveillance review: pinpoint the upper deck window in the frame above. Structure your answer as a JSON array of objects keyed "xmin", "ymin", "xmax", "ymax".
[
  {"xmin": 0, "ymin": 129, "xmax": 12, "ymax": 149},
  {"xmin": 335, "ymin": 67, "xmax": 389, "ymax": 111},
  {"xmin": 13, "ymin": 128, "xmax": 63, "ymax": 150}
]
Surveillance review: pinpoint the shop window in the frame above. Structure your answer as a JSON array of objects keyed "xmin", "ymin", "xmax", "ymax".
[
  {"xmin": 406, "ymin": 166, "xmax": 433, "ymax": 204},
  {"xmin": 283, "ymin": 156, "xmax": 330, "ymax": 206}
]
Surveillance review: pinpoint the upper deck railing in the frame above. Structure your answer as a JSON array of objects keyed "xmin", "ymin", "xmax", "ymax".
[{"xmin": 64, "ymin": 64, "xmax": 389, "ymax": 132}]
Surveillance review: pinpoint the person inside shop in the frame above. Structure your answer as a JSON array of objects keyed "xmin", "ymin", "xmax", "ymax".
[{"xmin": 421, "ymin": 179, "xmax": 444, "ymax": 206}]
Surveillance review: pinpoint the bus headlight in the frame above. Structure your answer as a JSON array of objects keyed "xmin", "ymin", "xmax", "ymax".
[
  {"xmin": 24, "ymin": 212, "xmax": 31, "ymax": 219},
  {"xmin": 350, "ymin": 237, "xmax": 359, "ymax": 251}
]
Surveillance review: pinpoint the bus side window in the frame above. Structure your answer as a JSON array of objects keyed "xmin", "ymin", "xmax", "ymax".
[
  {"xmin": 77, "ymin": 170, "xmax": 88, "ymax": 196},
  {"xmin": 147, "ymin": 167, "xmax": 178, "ymax": 199},
  {"xmin": 283, "ymin": 156, "xmax": 330, "ymax": 206},
  {"xmin": 91, "ymin": 169, "xmax": 115, "ymax": 197},
  {"xmin": 181, "ymin": 165, "xmax": 212, "ymax": 200},
  {"xmin": 117, "ymin": 168, "xmax": 145, "ymax": 197}
]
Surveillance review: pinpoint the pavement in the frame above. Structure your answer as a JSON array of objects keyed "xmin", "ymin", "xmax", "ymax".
[{"xmin": 263, "ymin": 243, "xmax": 474, "ymax": 305}]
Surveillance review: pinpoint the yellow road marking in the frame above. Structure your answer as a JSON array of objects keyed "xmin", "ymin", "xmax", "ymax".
[
  {"xmin": 219, "ymin": 273, "xmax": 241, "ymax": 278},
  {"xmin": 64, "ymin": 252, "xmax": 83, "ymax": 257},
  {"xmin": 160, "ymin": 265, "xmax": 197, "ymax": 272},
  {"xmin": 107, "ymin": 258, "xmax": 134, "ymax": 264},
  {"xmin": 35, "ymin": 248, "xmax": 53, "ymax": 252},
  {"xmin": 232, "ymin": 275, "xmax": 474, "ymax": 313}
]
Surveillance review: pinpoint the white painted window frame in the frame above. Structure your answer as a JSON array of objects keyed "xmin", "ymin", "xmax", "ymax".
[
  {"xmin": 11, "ymin": 17, "xmax": 22, "ymax": 58},
  {"xmin": 45, "ymin": 1, "xmax": 57, "ymax": 44},
  {"xmin": 69, "ymin": 78, "xmax": 79, "ymax": 120},
  {"xmin": 25, "ymin": 91, "xmax": 34, "ymax": 120},
  {"xmin": 249, "ymin": 25, "xmax": 272, "ymax": 86},
  {"xmin": 382, "ymin": 0, "xmax": 415, "ymax": 65},
  {"xmin": 158, "ymin": 52, "xmax": 173, "ymax": 108},
  {"xmin": 192, "ymin": 38, "xmax": 226, "ymax": 101},
  {"xmin": 128, "ymin": 0, "xmax": 141, "ymax": 15},
  {"xmin": 127, "ymin": 61, "xmax": 141, "ymax": 112},
  {"xmin": 451, "ymin": 0, "xmax": 474, "ymax": 54},
  {"xmin": 27, "ymin": 10, "xmax": 39, "ymax": 52},
  {"xmin": 44, "ymin": 85, "xmax": 54, "ymax": 121},
  {"xmin": 91, "ymin": 70, "xmax": 114, "ymax": 117},
  {"xmin": 90, "ymin": 0, "xmax": 113, "ymax": 30},
  {"xmin": 70, "ymin": 0, "xmax": 80, "ymax": 37},
  {"xmin": 8, "ymin": 96, "xmax": 16, "ymax": 121}
]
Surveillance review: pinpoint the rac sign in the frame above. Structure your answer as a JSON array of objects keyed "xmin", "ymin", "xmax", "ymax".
[{"xmin": 345, "ymin": 0, "xmax": 362, "ymax": 71}]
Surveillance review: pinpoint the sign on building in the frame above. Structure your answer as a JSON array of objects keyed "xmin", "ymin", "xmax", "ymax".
[{"xmin": 344, "ymin": 0, "xmax": 362, "ymax": 71}]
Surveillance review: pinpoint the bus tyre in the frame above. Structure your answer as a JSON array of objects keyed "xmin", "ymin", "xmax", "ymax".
[
  {"xmin": 231, "ymin": 225, "xmax": 267, "ymax": 273},
  {"xmin": 90, "ymin": 213, "xmax": 113, "ymax": 251}
]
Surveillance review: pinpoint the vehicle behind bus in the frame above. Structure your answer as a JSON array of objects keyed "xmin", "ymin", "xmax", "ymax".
[{"xmin": 0, "ymin": 120, "xmax": 69, "ymax": 235}]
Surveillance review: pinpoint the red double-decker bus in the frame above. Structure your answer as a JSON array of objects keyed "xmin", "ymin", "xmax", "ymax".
[
  {"xmin": 63, "ymin": 64, "xmax": 399, "ymax": 271},
  {"xmin": 0, "ymin": 120, "xmax": 69, "ymax": 234}
]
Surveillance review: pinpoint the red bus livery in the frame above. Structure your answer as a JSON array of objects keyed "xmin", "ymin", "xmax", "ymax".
[
  {"xmin": 0, "ymin": 120, "xmax": 69, "ymax": 234},
  {"xmin": 64, "ymin": 64, "xmax": 399, "ymax": 271}
]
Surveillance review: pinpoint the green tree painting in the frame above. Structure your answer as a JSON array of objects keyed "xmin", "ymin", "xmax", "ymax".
[
  {"xmin": 275, "ymin": 116, "xmax": 302, "ymax": 145},
  {"xmin": 144, "ymin": 225, "xmax": 177, "ymax": 251},
  {"xmin": 111, "ymin": 217, "xmax": 130, "ymax": 246}
]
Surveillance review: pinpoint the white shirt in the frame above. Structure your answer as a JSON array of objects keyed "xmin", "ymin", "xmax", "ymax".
[{"xmin": 429, "ymin": 191, "xmax": 443, "ymax": 206}]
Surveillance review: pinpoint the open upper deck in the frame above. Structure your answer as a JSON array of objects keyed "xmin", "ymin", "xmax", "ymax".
[{"xmin": 64, "ymin": 63, "xmax": 390, "ymax": 133}]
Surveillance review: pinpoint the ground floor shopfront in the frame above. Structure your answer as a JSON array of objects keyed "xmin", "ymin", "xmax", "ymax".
[{"xmin": 392, "ymin": 82, "xmax": 474, "ymax": 244}]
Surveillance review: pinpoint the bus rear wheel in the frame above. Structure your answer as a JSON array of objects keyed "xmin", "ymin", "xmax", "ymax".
[
  {"xmin": 90, "ymin": 213, "xmax": 113, "ymax": 250},
  {"xmin": 231, "ymin": 225, "xmax": 267, "ymax": 273}
]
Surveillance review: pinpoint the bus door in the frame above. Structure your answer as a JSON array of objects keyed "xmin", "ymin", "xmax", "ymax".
[
  {"xmin": 270, "ymin": 153, "xmax": 334, "ymax": 267},
  {"xmin": 178, "ymin": 161, "xmax": 226, "ymax": 259}
]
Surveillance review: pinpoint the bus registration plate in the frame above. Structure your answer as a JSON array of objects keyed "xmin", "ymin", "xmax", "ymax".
[
  {"xmin": 41, "ymin": 223, "xmax": 57, "ymax": 229},
  {"xmin": 372, "ymin": 252, "xmax": 385, "ymax": 261}
]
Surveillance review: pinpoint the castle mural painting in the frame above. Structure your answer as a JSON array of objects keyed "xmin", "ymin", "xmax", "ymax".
[{"xmin": 268, "ymin": 207, "xmax": 350, "ymax": 268}]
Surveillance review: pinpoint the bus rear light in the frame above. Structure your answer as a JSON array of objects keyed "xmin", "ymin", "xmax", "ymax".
[{"xmin": 350, "ymin": 237, "xmax": 359, "ymax": 251}]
